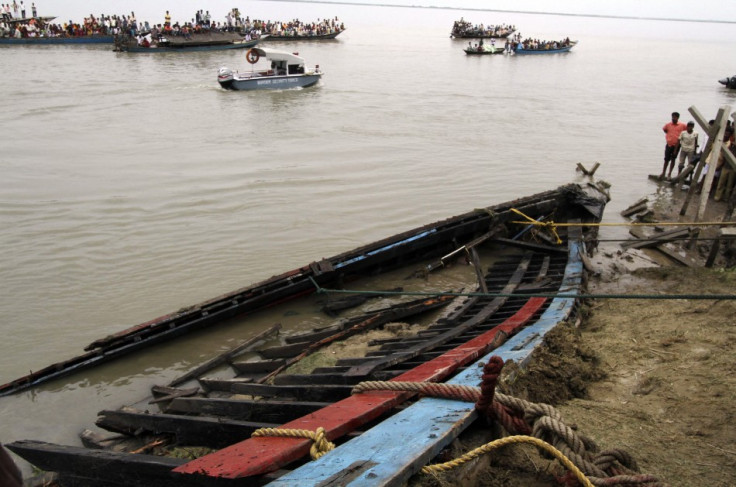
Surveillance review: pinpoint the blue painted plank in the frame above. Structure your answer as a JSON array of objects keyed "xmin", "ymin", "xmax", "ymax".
[{"xmin": 268, "ymin": 238, "xmax": 584, "ymax": 487}]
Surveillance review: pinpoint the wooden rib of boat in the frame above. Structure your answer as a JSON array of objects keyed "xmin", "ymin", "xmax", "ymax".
[{"xmin": 6, "ymin": 183, "xmax": 609, "ymax": 487}]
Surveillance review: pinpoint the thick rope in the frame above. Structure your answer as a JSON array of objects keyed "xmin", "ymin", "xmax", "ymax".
[
  {"xmin": 352, "ymin": 365, "xmax": 664, "ymax": 486},
  {"xmin": 511, "ymin": 208, "xmax": 562, "ymax": 244},
  {"xmin": 420, "ymin": 434, "xmax": 594, "ymax": 487},
  {"xmin": 251, "ymin": 427, "xmax": 335, "ymax": 460}
]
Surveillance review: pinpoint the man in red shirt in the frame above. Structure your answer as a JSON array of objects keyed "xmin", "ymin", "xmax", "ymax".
[{"xmin": 660, "ymin": 111, "xmax": 687, "ymax": 180}]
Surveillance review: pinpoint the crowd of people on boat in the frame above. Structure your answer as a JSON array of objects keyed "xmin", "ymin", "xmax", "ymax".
[
  {"xmin": 244, "ymin": 17, "xmax": 344, "ymax": 38},
  {"xmin": 451, "ymin": 18, "xmax": 515, "ymax": 38},
  {"xmin": 1, "ymin": 1, "xmax": 37, "ymax": 20},
  {"xmin": 0, "ymin": 11, "xmax": 143, "ymax": 38},
  {"xmin": 661, "ymin": 112, "xmax": 736, "ymax": 202},
  {"xmin": 515, "ymin": 37, "xmax": 573, "ymax": 51}
]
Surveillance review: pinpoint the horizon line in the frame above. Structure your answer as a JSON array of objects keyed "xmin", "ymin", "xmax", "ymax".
[{"xmin": 267, "ymin": 0, "xmax": 736, "ymax": 25}]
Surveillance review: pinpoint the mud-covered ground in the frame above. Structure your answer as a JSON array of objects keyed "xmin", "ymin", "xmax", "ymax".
[{"xmin": 409, "ymin": 189, "xmax": 736, "ymax": 487}]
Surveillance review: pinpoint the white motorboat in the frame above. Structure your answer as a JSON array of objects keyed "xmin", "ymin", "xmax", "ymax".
[{"xmin": 218, "ymin": 47, "xmax": 322, "ymax": 91}]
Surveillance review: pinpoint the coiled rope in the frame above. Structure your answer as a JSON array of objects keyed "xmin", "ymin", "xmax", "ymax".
[
  {"xmin": 251, "ymin": 426, "xmax": 335, "ymax": 460},
  {"xmin": 351, "ymin": 356, "xmax": 664, "ymax": 486}
]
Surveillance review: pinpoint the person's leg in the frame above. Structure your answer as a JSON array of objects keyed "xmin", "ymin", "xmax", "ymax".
[{"xmin": 661, "ymin": 145, "xmax": 671, "ymax": 178}]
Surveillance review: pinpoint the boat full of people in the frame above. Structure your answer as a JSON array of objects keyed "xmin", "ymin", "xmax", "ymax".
[
  {"xmin": 218, "ymin": 47, "xmax": 323, "ymax": 91},
  {"xmin": 463, "ymin": 39, "xmax": 503, "ymax": 55},
  {"xmin": 114, "ymin": 29, "xmax": 260, "ymax": 52},
  {"xmin": 514, "ymin": 38, "xmax": 577, "ymax": 54},
  {"xmin": 0, "ymin": 15, "xmax": 114, "ymax": 44},
  {"xmin": 719, "ymin": 76, "xmax": 736, "ymax": 89},
  {"xmin": 254, "ymin": 17, "xmax": 345, "ymax": 41},
  {"xmin": 450, "ymin": 18, "xmax": 515, "ymax": 39}
]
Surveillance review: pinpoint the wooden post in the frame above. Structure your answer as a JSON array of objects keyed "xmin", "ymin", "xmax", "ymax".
[
  {"xmin": 680, "ymin": 106, "xmax": 725, "ymax": 216},
  {"xmin": 695, "ymin": 106, "xmax": 730, "ymax": 221},
  {"xmin": 166, "ymin": 323, "xmax": 281, "ymax": 387}
]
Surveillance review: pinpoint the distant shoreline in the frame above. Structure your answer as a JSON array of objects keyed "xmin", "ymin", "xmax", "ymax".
[{"xmin": 276, "ymin": 0, "xmax": 736, "ymax": 25}]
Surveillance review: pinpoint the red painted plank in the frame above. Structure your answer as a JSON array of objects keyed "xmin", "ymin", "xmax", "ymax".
[{"xmin": 173, "ymin": 297, "xmax": 546, "ymax": 480}]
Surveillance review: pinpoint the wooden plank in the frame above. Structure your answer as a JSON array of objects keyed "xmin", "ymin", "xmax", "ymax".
[
  {"xmin": 230, "ymin": 359, "xmax": 286, "ymax": 374},
  {"xmin": 622, "ymin": 228, "xmax": 692, "ymax": 250},
  {"xmin": 230, "ymin": 383, "xmax": 352, "ymax": 402},
  {"xmin": 167, "ymin": 324, "xmax": 281, "ymax": 387},
  {"xmin": 620, "ymin": 202, "xmax": 648, "ymax": 218},
  {"xmin": 96, "ymin": 408, "xmax": 279, "ymax": 448},
  {"xmin": 468, "ymin": 247, "xmax": 488, "ymax": 293},
  {"xmin": 652, "ymin": 245, "xmax": 699, "ymax": 267},
  {"xmin": 5, "ymin": 440, "xmax": 186, "ymax": 487},
  {"xmin": 620, "ymin": 197, "xmax": 648, "ymax": 217},
  {"xmin": 256, "ymin": 295, "xmax": 456, "ymax": 384},
  {"xmin": 681, "ymin": 106, "xmax": 726, "ymax": 215},
  {"xmin": 267, "ymin": 234, "xmax": 585, "ymax": 487},
  {"xmin": 259, "ymin": 341, "xmax": 311, "ymax": 359},
  {"xmin": 283, "ymin": 325, "xmax": 343, "ymax": 344},
  {"xmin": 492, "ymin": 237, "xmax": 567, "ymax": 254},
  {"xmin": 342, "ymin": 254, "xmax": 533, "ymax": 378},
  {"xmin": 149, "ymin": 386, "xmax": 199, "ymax": 405},
  {"xmin": 173, "ymin": 290, "xmax": 547, "ymax": 480},
  {"xmin": 696, "ymin": 105, "xmax": 731, "ymax": 221},
  {"xmin": 198, "ymin": 377, "xmax": 252, "ymax": 393},
  {"xmin": 165, "ymin": 397, "xmax": 331, "ymax": 422}
]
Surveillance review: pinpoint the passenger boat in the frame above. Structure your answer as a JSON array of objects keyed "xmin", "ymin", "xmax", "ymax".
[
  {"xmin": 5, "ymin": 183, "xmax": 609, "ymax": 486},
  {"xmin": 217, "ymin": 47, "xmax": 322, "ymax": 91},
  {"xmin": 719, "ymin": 76, "xmax": 736, "ymax": 89},
  {"xmin": 261, "ymin": 30, "xmax": 343, "ymax": 41},
  {"xmin": 450, "ymin": 19, "xmax": 515, "ymax": 39},
  {"xmin": 515, "ymin": 40, "xmax": 578, "ymax": 54},
  {"xmin": 463, "ymin": 45, "xmax": 504, "ymax": 55},
  {"xmin": 0, "ymin": 33, "xmax": 114, "ymax": 44},
  {"xmin": 113, "ymin": 32, "xmax": 260, "ymax": 53},
  {"xmin": 0, "ymin": 16, "xmax": 114, "ymax": 44}
]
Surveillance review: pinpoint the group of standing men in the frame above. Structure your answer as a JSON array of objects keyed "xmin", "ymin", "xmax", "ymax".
[{"xmin": 661, "ymin": 111, "xmax": 736, "ymax": 201}]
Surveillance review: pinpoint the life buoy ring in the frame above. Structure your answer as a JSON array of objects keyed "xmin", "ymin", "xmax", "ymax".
[{"xmin": 246, "ymin": 49, "xmax": 260, "ymax": 64}]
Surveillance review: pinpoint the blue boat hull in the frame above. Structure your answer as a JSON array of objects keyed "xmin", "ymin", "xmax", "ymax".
[{"xmin": 515, "ymin": 45, "xmax": 575, "ymax": 54}]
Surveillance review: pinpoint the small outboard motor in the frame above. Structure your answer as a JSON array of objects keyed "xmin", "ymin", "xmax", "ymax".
[
  {"xmin": 218, "ymin": 67, "xmax": 234, "ymax": 82},
  {"xmin": 217, "ymin": 67, "xmax": 235, "ymax": 90}
]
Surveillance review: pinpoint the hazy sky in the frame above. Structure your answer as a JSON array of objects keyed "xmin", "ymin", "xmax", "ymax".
[{"xmin": 39, "ymin": 0, "xmax": 736, "ymax": 24}]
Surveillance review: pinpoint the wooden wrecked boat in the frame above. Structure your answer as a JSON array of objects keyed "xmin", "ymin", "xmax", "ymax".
[{"xmin": 6, "ymin": 183, "xmax": 609, "ymax": 486}]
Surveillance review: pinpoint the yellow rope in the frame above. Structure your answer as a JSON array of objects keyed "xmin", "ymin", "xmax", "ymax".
[
  {"xmin": 511, "ymin": 208, "xmax": 562, "ymax": 244},
  {"xmin": 421, "ymin": 434, "xmax": 594, "ymax": 487},
  {"xmin": 251, "ymin": 427, "xmax": 335, "ymax": 460}
]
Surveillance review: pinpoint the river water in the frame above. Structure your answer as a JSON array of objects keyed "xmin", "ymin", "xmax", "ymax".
[{"xmin": 1, "ymin": 1, "xmax": 735, "ymax": 473}]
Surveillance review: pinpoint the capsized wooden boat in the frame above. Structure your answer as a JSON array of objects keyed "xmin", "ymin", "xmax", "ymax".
[
  {"xmin": 1, "ymin": 183, "xmax": 601, "ymax": 398},
  {"xmin": 7, "ymin": 183, "xmax": 609, "ymax": 486}
]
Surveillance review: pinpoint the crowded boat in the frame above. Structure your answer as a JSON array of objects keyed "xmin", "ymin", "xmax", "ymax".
[{"xmin": 450, "ymin": 18, "xmax": 515, "ymax": 38}]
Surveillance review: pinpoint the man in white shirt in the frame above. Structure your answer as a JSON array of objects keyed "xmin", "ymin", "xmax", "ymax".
[{"xmin": 677, "ymin": 121, "xmax": 698, "ymax": 176}]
